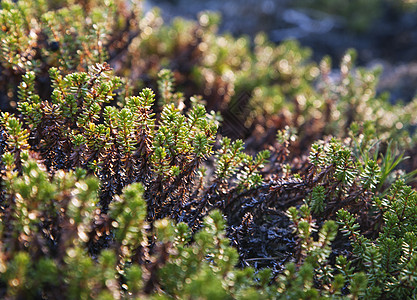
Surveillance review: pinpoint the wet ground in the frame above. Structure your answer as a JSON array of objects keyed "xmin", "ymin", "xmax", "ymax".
[{"xmin": 146, "ymin": 0, "xmax": 417, "ymax": 102}]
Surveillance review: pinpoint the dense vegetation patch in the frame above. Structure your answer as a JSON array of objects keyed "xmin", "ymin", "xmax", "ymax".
[{"xmin": 1, "ymin": 0, "xmax": 417, "ymax": 299}]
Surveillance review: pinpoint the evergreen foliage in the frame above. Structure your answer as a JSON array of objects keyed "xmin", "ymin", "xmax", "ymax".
[{"xmin": 1, "ymin": 0, "xmax": 417, "ymax": 299}]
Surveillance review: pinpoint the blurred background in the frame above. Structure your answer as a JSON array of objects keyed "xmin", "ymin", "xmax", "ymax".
[{"xmin": 146, "ymin": 0, "xmax": 417, "ymax": 102}]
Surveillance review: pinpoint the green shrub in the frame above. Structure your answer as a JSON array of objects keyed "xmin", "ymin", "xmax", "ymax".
[{"xmin": 2, "ymin": 0, "xmax": 417, "ymax": 299}]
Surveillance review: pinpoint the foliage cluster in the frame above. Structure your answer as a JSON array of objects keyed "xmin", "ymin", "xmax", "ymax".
[{"xmin": 2, "ymin": 0, "xmax": 417, "ymax": 299}]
